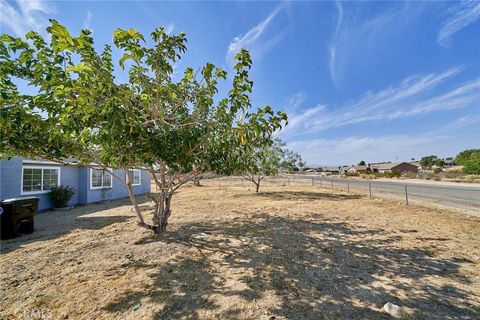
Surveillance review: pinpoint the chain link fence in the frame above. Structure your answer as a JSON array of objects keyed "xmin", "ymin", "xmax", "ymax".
[{"xmin": 210, "ymin": 175, "xmax": 480, "ymax": 217}]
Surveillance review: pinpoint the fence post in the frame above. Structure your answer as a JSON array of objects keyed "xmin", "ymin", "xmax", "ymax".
[
  {"xmin": 311, "ymin": 178, "xmax": 314, "ymax": 186},
  {"xmin": 369, "ymin": 182, "xmax": 372, "ymax": 199},
  {"xmin": 405, "ymin": 185, "xmax": 409, "ymax": 205},
  {"xmin": 331, "ymin": 179, "xmax": 334, "ymax": 190},
  {"xmin": 347, "ymin": 181, "xmax": 350, "ymax": 193},
  {"xmin": 288, "ymin": 178, "xmax": 290, "ymax": 187},
  {"xmin": 218, "ymin": 178, "xmax": 220, "ymax": 187}
]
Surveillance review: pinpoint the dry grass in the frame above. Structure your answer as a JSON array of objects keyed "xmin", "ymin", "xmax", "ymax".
[{"xmin": 1, "ymin": 180, "xmax": 479, "ymax": 319}]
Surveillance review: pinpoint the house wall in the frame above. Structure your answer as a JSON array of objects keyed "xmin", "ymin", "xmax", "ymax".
[
  {"xmin": 78, "ymin": 168, "xmax": 88, "ymax": 204},
  {"xmin": 392, "ymin": 163, "xmax": 418, "ymax": 173},
  {"xmin": 0, "ymin": 158, "xmax": 151, "ymax": 211},
  {"xmin": 0, "ymin": 158, "xmax": 80, "ymax": 211},
  {"xmin": 0, "ymin": 158, "xmax": 23, "ymax": 202},
  {"xmin": 84, "ymin": 168, "xmax": 150, "ymax": 203}
]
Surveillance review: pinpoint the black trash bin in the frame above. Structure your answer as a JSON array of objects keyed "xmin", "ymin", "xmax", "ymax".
[{"xmin": 0, "ymin": 197, "xmax": 39, "ymax": 239}]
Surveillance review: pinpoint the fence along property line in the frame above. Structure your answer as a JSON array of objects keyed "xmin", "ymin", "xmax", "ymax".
[
  {"xmin": 311, "ymin": 176, "xmax": 480, "ymax": 216},
  {"xmin": 212, "ymin": 175, "xmax": 480, "ymax": 217}
]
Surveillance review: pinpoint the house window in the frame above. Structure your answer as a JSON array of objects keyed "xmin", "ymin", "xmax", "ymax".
[
  {"xmin": 126, "ymin": 169, "xmax": 141, "ymax": 186},
  {"xmin": 22, "ymin": 167, "xmax": 60, "ymax": 194},
  {"xmin": 90, "ymin": 168, "xmax": 112, "ymax": 189}
]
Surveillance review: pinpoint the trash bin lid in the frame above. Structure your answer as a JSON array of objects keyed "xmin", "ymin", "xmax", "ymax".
[{"xmin": 1, "ymin": 197, "xmax": 40, "ymax": 204}]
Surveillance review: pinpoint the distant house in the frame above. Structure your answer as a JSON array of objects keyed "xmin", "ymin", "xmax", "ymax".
[
  {"xmin": 410, "ymin": 161, "xmax": 421, "ymax": 167},
  {"xmin": 0, "ymin": 157, "xmax": 151, "ymax": 211},
  {"xmin": 443, "ymin": 157, "xmax": 455, "ymax": 167},
  {"xmin": 369, "ymin": 162, "xmax": 418, "ymax": 174},
  {"xmin": 322, "ymin": 167, "xmax": 340, "ymax": 174},
  {"xmin": 347, "ymin": 165, "xmax": 369, "ymax": 175}
]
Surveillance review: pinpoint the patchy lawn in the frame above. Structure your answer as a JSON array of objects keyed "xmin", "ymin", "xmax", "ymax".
[{"xmin": 1, "ymin": 181, "xmax": 479, "ymax": 319}]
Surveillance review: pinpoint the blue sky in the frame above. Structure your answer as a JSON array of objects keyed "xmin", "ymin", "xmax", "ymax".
[{"xmin": 1, "ymin": 0, "xmax": 479, "ymax": 165}]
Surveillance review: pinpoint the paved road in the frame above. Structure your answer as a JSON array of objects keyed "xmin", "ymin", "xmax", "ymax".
[{"xmin": 291, "ymin": 175, "xmax": 480, "ymax": 216}]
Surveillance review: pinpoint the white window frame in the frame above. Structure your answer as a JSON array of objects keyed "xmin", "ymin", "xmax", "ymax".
[
  {"xmin": 21, "ymin": 166, "xmax": 61, "ymax": 195},
  {"xmin": 90, "ymin": 168, "xmax": 113, "ymax": 190},
  {"xmin": 126, "ymin": 169, "xmax": 142, "ymax": 186}
]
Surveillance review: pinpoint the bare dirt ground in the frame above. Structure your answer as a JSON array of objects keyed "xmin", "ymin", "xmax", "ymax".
[{"xmin": 1, "ymin": 181, "xmax": 479, "ymax": 319}]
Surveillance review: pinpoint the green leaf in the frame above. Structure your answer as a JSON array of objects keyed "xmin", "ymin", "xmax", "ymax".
[
  {"xmin": 49, "ymin": 20, "xmax": 74, "ymax": 46},
  {"xmin": 66, "ymin": 63, "xmax": 93, "ymax": 73}
]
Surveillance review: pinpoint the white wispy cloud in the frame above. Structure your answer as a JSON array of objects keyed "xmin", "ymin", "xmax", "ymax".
[
  {"xmin": 83, "ymin": 10, "xmax": 93, "ymax": 31},
  {"xmin": 283, "ymin": 91, "xmax": 306, "ymax": 113},
  {"xmin": 437, "ymin": 0, "xmax": 480, "ymax": 47},
  {"xmin": 281, "ymin": 66, "xmax": 480, "ymax": 135},
  {"xmin": 226, "ymin": 4, "xmax": 284, "ymax": 65},
  {"xmin": 165, "ymin": 23, "xmax": 174, "ymax": 35},
  {"xmin": 0, "ymin": 0, "xmax": 55, "ymax": 37},
  {"xmin": 287, "ymin": 115, "xmax": 480, "ymax": 165},
  {"xmin": 328, "ymin": 0, "xmax": 343, "ymax": 85},
  {"xmin": 327, "ymin": 2, "xmax": 412, "ymax": 86}
]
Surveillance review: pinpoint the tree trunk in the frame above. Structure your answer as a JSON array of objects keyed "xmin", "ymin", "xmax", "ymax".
[
  {"xmin": 255, "ymin": 181, "xmax": 260, "ymax": 193},
  {"xmin": 154, "ymin": 191, "xmax": 172, "ymax": 234},
  {"xmin": 126, "ymin": 182, "xmax": 145, "ymax": 225}
]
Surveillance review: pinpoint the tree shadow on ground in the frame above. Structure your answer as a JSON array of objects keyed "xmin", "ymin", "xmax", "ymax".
[
  {"xmin": 105, "ymin": 211, "xmax": 479, "ymax": 319},
  {"xmin": 242, "ymin": 190, "xmax": 362, "ymax": 201},
  {"xmin": 0, "ymin": 196, "xmax": 150, "ymax": 253}
]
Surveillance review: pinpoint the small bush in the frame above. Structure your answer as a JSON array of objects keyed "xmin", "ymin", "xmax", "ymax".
[
  {"xmin": 448, "ymin": 169, "xmax": 463, "ymax": 174},
  {"xmin": 433, "ymin": 177, "xmax": 441, "ymax": 181},
  {"xmin": 384, "ymin": 169, "xmax": 401, "ymax": 178},
  {"xmin": 467, "ymin": 175, "xmax": 478, "ymax": 182},
  {"xmin": 463, "ymin": 159, "xmax": 480, "ymax": 175},
  {"xmin": 433, "ymin": 168, "xmax": 443, "ymax": 174},
  {"xmin": 404, "ymin": 172, "xmax": 417, "ymax": 179},
  {"xmin": 424, "ymin": 172, "xmax": 434, "ymax": 180},
  {"xmin": 50, "ymin": 185, "xmax": 75, "ymax": 208}
]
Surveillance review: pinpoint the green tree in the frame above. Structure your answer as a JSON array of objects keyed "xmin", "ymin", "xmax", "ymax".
[
  {"xmin": 237, "ymin": 138, "xmax": 302, "ymax": 192},
  {"xmin": 456, "ymin": 149, "xmax": 480, "ymax": 165},
  {"xmin": 463, "ymin": 159, "xmax": 480, "ymax": 175},
  {"xmin": 281, "ymin": 149, "xmax": 303, "ymax": 172},
  {"xmin": 358, "ymin": 160, "xmax": 366, "ymax": 166},
  {"xmin": 435, "ymin": 158, "xmax": 445, "ymax": 167},
  {"xmin": 419, "ymin": 155, "xmax": 438, "ymax": 168},
  {"xmin": 0, "ymin": 21, "xmax": 287, "ymax": 233}
]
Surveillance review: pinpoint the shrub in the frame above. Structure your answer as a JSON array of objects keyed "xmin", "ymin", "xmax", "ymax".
[
  {"xmin": 463, "ymin": 159, "xmax": 480, "ymax": 175},
  {"xmin": 404, "ymin": 172, "xmax": 416, "ymax": 178},
  {"xmin": 467, "ymin": 175, "xmax": 478, "ymax": 182},
  {"xmin": 50, "ymin": 185, "xmax": 75, "ymax": 208},
  {"xmin": 456, "ymin": 149, "xmax": 480, "ymax": 165},
  {"xmin": 385, "ymin": 169, "xmax": 401, "ymax": 178},
  {"xmin": 445, "ymin": 171, "xmax": 462, "ymax": 179},
  {"xmin": 448, "ymin": 168, "xmax": 463, "ymax": 174},
  {"xmin": 433, "ymin": 177, "xmax": 441, "ymax": 181},
  {"xmin": 433, "ymin": 168, "xmax": 443, "ymax": 174}
]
